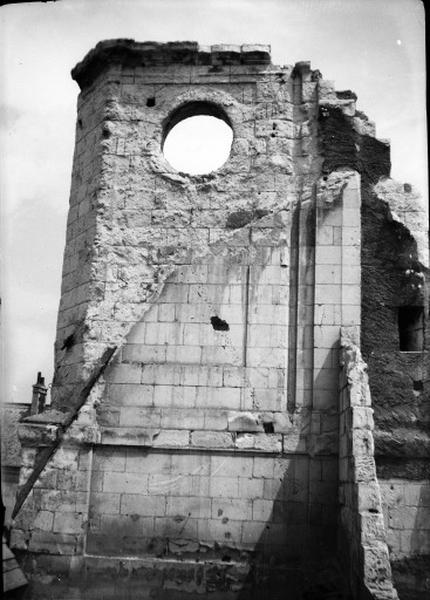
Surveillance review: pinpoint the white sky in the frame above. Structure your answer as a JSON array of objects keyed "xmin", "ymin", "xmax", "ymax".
[{"xmin": 0, "ymin": 0, "xmax": 427, "ymax": 404}]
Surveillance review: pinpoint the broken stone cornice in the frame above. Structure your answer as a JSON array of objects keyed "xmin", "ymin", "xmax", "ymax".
[{"xmin": 72, "ymin": 39, "xmax": 272, "ymax": 89}]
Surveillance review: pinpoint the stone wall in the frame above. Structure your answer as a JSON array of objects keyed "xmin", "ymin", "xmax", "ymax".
[
  {"xmin": 9, "ymin": 40, "xmax": 425, "ymax": 599},
  {"xmin": 1, "ymin": 402, "xmax": 31, "ymax": 523},
  {"xmin": 317, "ymin": 77, "xmax": 429, "ymax": 600},
  {"xmin": 360, "ymin": 131, "xmax": 430, "ymax": 600},
  {"xmin": 339, "ymin": 332, "xmax": 398, "ymax": 600}
]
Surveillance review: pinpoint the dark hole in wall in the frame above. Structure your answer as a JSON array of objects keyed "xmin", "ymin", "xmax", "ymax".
[
  {"xmin": 210, "ymin": 316, "xmax": 229, "ymax": 331},
  {"xmin": 398, "ymin": 306, "xmax": 424, "ymax": 351},
  {"xmin": 61, "ymin": 334, "xmax": 75, "ymax": 350},
  {"xmin": 263, "ymin": 422, "xmax": 275, "ymax": 433},
  {"xmin": 413, "ymin": 380, "xmax": 424, "ymax": 391},
  {"xmin": 146, "ymin": 97, "xmax": 156, "ymax": 107},
  {"xmin": 226, "ymin": 209, "xmax": 253, "ymax": 229}
]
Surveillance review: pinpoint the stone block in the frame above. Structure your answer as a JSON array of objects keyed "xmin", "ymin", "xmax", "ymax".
[
  {"xmin": 108, "ymin": 383, "xmax": 154, "ymax": 406},
  {"xmin": 89, "ymin": 492, "xmax": 121, "ymax": 514},
  {"xmin": 106, "ymin": 363, "xmax": 142, "ymax": 384},
  {"xmin": 341, "ymin": 304, "xmax": 361, "ymax": 326},
  {"xmin": 32, "ymin": 510, "xmax": 55, "ymax": 531},
  {"xmin": 119, "ymin": 407, "xmax": 161, "ymax": 428},
  {"xmin": 352, "ymin": 429, "xmax": 375, "ymax": 457},
  {"xmin": 212, "ymin": 498, "xmax": 252, "ymax": 521},
  {"xmin": 342, "ymin": 246, "xmax": 360, "ymax": 266},
  {"xmin": 315, "ymin": 264, "xmax": 342, "ymax": 284},
  {"xmin": 93, "ymin": 447, "xmax": 126, "ymax": 472},
  {"xmin": 252, "ymin": 456, "xmax": 276, "ymax": 479},
  {"xmin": 252, "ymin": 499, "xmax": 274, "ymax": 521},
  {"xmin": 56, "ymin": 469, "xmax": 89, "ymax": 492},
  {"xmin": 283, "ymin": 433, "xmax": 306, "ymax": 453},
  {"xmin": 204, "ymin": 410, "xmax": 228, "ymax": 430},
  {"xmin": 100, "ymin": 426, "xmax": 158, "ymax": 446},
  {"xmin": 238, "ymin": 477, "xmax": 264, "ymax": 499},
  {"xmin": 121, "ymin": 494, "xmax": 166, "ymax": 517},
  {"xmin": 316, "ymin": 226, "xmax": 334, "ymax": 246},
  {"xmin": 342, "ymin": 284, "xmax": 361, "ymax": 305},
  {"xmin": 53, "ymin": 511, "xmax": 85, "ymax": 534},
  {"xmin": 388, "ymin": 506, "xmax": 420, "ymax": 531},
  {"xmin": 122, "ymin": 344, "xmax": 167, "ymax": 363},
  {"xmin": 10, "ymin": 529, "xmax": 28, "ymax": 550},
  {"xmin": 28, "ymin": 531, "xmax": 81, "ymax": 555},
  {"xmin": 204, "ymin": 387, "xmax": 242, "ymax": 410},
  {"xmin": 166, "ymin": 496, "xmax": 211, "ymax": 519},
  {"xmin": 361, "ymin": 512, "xmax": 386, "ymax": 544},
  {"xmin": 152, "ymin": 429, "xmax": 190, "ymax": 447},
  {"xmin": 342, "ymin": 226, "xmax": 360, "ymax": 246},
  {"xmin": 362, "ymin": 543, "xmax": 393, "ymax": 591},
  {"xmin": 172, "ymin": 453, "xmax": 211, "ymax": 476},
  {"xmin": 209, "ymin": 476, "xmax": 240, "ymax": 499},
  {"xmin": 37, "ymin": 489, "xmax": 78, "ymax": 512},
  {"xmin": 161, "ymin": 408, "xmax": 204, "ymax": 429},
  {"xmin": 315, "ymin": 245, "xmax": 342, "ymax": 265},
  {"xmin": 252, "ymin": 387, "xmax": 285, "ymax": 410},
  {"xmin": 211, "ymin": 455, "xmax": 253, "ymax": 478},
  {"xmin": 227, "ymin": 411, "xmax": 262, "ymax": 432},
  {"xmin": 351, "ymin": 406, "xmax": 374, "ymax": 430},
  {"xmin": 190, "ymin": 431, "xmax": 234, "ymax": 449},
  {"xmin": 103, "ymin": 471, "xmax": 149, "ymax": 494},
  {"xmin": 122, "ymin": 449, "xmax": 164, "ymax": 474},
  {"xmin": 198, "ymin": 518, "xmax": 243, "ymax": 545},
  {"xmin": 166, "ymin": 344, "xmax": 202, "ymax": 364},
  {"xmin": 149, "ymin": 473, "xmax": 208, "ymax": 497},
  {"xmin": 154, "ymin": 514, "xmax": 200, "ymax": 540},
  {"xmin": 156, "ymin": 385, "xmax": 187, "ymax": 408},
  {"xmin": 357, "ymin": 482, "xmax": 382, "ymax": 513},
  {"xmin": 313, "ymin": 366, "xmax": 338, "ymax": 389},
  {"xmin": 405, "ymin": 482, "xmax": 430, "ymax": 507}
]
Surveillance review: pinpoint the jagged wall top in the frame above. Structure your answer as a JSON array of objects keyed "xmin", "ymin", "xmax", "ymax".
[{"xmin": 71, "ymin": 39, "xmax": 272, "ymax": 89}]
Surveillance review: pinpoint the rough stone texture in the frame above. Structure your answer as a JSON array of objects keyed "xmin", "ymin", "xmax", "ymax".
[
  {"xmin": 9, "ymin": 39, "xmax": 428, "ymax": 599},
  {"xmin": 1, "ymin": 402, "xmax": 30, "ymax": 468},
  {"xmin": 359, "ymin": 110, "xmax": 429, "ymax": 600},
  {"xmin": 317, "ymin": 77, "xmax": 429, "ymax": 599},
  {"xmin": 1, "ymin": 402, "xmax": 31, "ymax": 523},
  {"xmin": 339, "ymin": 332, "xmax": 398, "ymax": 600}
]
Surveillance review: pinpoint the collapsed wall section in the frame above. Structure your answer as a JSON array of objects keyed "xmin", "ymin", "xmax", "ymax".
[
  {"xmin": 339, "ymin": 333, "xmax": 398, "ymax": 600},
  {"xmin": 317, "ymin": 83, "xmax": 429, "ymax": 599}
]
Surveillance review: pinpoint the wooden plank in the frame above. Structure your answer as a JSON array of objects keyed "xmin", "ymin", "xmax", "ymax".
[
  {"xmin": 2, "ymin": 540, "xmax": 14, "ymax": 560},
  {"xmin": 4, "ymin": 567, "xmax": 27, "ymax": 592},
  {"xmin": 12, "ymin": 346, "xmax": 117, "ymax": 519},
  {"xmin": 2, "ymin": 536, "xmax": 27, "ymax": 592}
]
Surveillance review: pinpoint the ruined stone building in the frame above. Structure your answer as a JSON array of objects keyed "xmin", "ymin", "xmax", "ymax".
[{"xmin": 5, "ymin": 40, "xmax": 429, "ymax": 599}]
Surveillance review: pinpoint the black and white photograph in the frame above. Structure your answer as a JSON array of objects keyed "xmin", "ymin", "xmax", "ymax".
[{"xmin": 1, "ymin": 1, "xmax": 428, "ymax": 598}]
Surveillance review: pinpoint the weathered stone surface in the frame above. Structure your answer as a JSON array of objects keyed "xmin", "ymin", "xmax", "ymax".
[
  {"xmin": 11, "ymin": 37, "xmax": 429, "ymax": 600},
  {"xmin": 72, "ymin": 40, "xmax": 272, "ymax": 90},
  {"xmin": 338, "ymin": 335, "xmax": 399, "ymax": 600}
]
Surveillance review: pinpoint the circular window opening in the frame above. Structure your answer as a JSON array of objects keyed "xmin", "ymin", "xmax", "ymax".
[{"xmin": 162, "ymin": 103, "xmax": 233, "ymax": 175}]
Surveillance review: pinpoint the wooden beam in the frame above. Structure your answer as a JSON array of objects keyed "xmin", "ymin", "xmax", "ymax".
[{"xmin": 12, "ymin": 346, "xmax": 117, "ymax": 519}]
